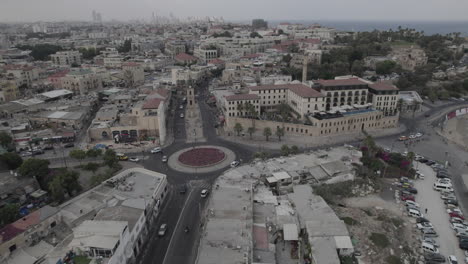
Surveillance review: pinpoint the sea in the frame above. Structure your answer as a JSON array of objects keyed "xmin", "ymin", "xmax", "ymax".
[{"xmin": 266, "ymin": 20, "xmax": 468, "ymax": 36}]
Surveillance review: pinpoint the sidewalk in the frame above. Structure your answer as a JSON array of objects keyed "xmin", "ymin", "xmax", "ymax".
[
  {"xmin": 218, "ymin": 124, "xmax": 406, "ymax": 150},
  {"xmin": 185, "ymin": 103, "xmax": 206, "ymax": 143}
]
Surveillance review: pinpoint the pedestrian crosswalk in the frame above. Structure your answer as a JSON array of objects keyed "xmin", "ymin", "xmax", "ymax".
[{"xmin": 189, "ymin": 180, "xmax": 212, "ymax": 190}]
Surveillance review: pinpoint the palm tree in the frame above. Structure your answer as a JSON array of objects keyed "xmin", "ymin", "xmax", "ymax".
[
  {"xmin": 234, "ymin": 123, "xmax": 243, "ymax": 136},
  {"xmin": 263, "ymin": 127, "xmax": 272, "ymax": 141},
  {"xmin": 412, "ymin": 102, "xmax": 421, "ymax": 118},
  {"xmin": 276, "ymin": 127, "xmax": 285, "ymax": 141},
  {"xmin": 247, "ymin": 127, "xmax": 256, "ymax": 139},
  {"xmin": 363, "ymin": 134, "xmax": 377, "ymax": 157}
]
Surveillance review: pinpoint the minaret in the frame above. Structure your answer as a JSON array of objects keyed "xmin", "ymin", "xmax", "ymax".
[{"xmin": 302, "ymin": 55, "xmax": 308, "ymax": 83}]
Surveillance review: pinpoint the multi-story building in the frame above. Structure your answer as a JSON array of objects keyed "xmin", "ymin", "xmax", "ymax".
[
  {"xmin": 174, "ymin": 53, "xmax": 198, "ymax": 66},
  {"xmin": 252, "ymin": 19, "xmax": 268, "ymax": 30},
  {"xmin": 103, "ymin": 55, "xmax": 123, "ymax": 68},
  {"xmin": 260, "ymin": 75, "xmax": 292, "ymax": 85},
  {"xmin": 368, "ymin": 82, "xmax": 400, "ymax": 116},
  {"xmin": 0, "ymin": 79, "xmax": 19, "ymax": 102},
  {"xmin": 4, "ymin": 65, "xmax": 38, "ymax": 88},
  {"xmin": 224, "ymin": 94, "xmax": 260, "ymax": 118},
  {"xmin": 286, "ymin": 84, "xmax": 326, "ymax": 116},
  {"xmin": 194, "ymin": 46, "xmax": 218, "ymax": 64},
  {"xmin": 47, "ymin": 69, "xmax": 70, "ymax": 89},
  {"xmin": 50, "ymin": 51, "xmax": 82, "ymax": 66},
  {"xmin": 61, "ymin": 69, "xmax": 103, "ymax": 95},
  {"xmin": 313, "ymin": 79, "xmax": 370, "ymax": 111},
  {"xmin": 165, "ymin": 40, "xmax": 186, "ymax": 57},
  {"xmin": 200, "ymin": 35, "xmax": 286, "ymax": 57},
  {"xmin": 122, "ymin": 62, "xmax": 145, "ymax": 86}
]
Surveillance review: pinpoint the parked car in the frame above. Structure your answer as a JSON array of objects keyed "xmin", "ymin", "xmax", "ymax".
[
  {"xmin": 447, "ymin": 255, "xmax": 458, "ymax": 264},
  {"xmin": 417, "ymin": 217, "xmax": 430, "ymax": 223},
  {"xmin": 447, "ymin": 208, "xmax": 463, "ymax": 216},
  {"xmin": 423, "ymin": 252, "xmax": 446, "ymax": 262},
  {"xmin": 21, "ymin": 151, "xmax": 32, "ymax": 157},
  {"xmin": 421, "ymin": 228, "xmax": 438, "ymax": 237},
  {"xmin": 445, "ymin": 199, "xmax": 459, "ymax": 206},
  {"xmin": 64, "ymin": 143, "xmax": 75, "ymax": 148},
  {"xmin": 116, "ymin": 153, "xmax": 128, "ymax": 161},
  {"xmin": 401, "ymin": 195, "xmax": 415, "ymax": 202},
  {"xmin": 230, "ymin": 160, "xmax": 240, "ymax": 167},
  {"xmin": 460, "ymin": 240, "xmax": 468, "ymax": 250},
  {"xmin": 43, "ymin": 145, "xmax": 54, "ymax": 150},
  {"xmin": 426, "ymin": 160, "xmax": 436, "ymax": 166},
  {"xmin": 399, "ymin": 136, "xmax": 408, "ymax": 141},
  {"xmin": 415, "ymin": 132, "xmax": 423, "ymax": 138},
  {"xmin": 419, "ymin": 158, "xmax": 429, "ymax": 163},
  {"xmin": 421, "ymin": 237, "xmax": 439, "ymax": 248},
  {"xmin": 129, "ymin": 157, "xmax": 140, "ymax": 162},
  {"xmin": 158, "ymin": 224, "xmax": 167, "ymax": 236},
  {"xmin": 405, "ymin": 200, "xmax": 420, "ymax": 207},
  {"xmin": 450, "ymin": 212, "xmax": 465, "ymax": 220},
  {"xmin": 451, "ymin": 222, "xmax": 468, "ymax": 231},
  {"xmin": 402, "ymin": 186, "xmax": 418, "ymax": 194},
  {"xmin": 417, "ymin": 222, "xmax": 434, "ymax": 230},
  {"xmin": 441, "ymin": 193, "xmax": 457, "ymax": 200},
  {"xmin": 150, "ymin": 147, "xmax": 162, "ymax": 154}
]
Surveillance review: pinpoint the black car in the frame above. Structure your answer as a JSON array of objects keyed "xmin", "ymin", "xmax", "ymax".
[
  {"xmin": 417, "ymin": 217, "xmax": 430, "ymax": 223},
  {"xmin": 424, "ymin": 252, "xmax": 446, "ymax": 262},
  {"xmin": 179, "ymin": 184, "xmax": 187, "ymax": 194},
  {"xmin": 460, "ymin": 241, "xmax": 468, "ymax": 250},
  {"xmin": 43, "ymin": 145, "xmax": 54, "ymax": 150},
  {"xmin": 32, "ymin": 149, "xmax": 44, "ymax": 155},
  {"xmin": 402, "ymin": 186, "xmax": 418, "ymax": 194},
  {"xmin": 64, "ymin": 143, "xmax": 75, "ymax": 148},
  {"xmin": 426, "ymin": 160, "xmax": 436, "ymax": 166},
  {"xmin": 437, "ymin": 172, "xmax": 450, "ymax": 179},
  {"xmin": 419, "ymin": 158, "xmax": 429, "ymax": 163},
  {"xmin": 445, "ymin": 199, "xmax": 458, "ymax": 206}
]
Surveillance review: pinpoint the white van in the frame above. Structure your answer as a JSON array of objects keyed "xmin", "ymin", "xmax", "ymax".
[
  {"xmin": 433, "ymin": 182, "xmax": 454, "ymax": 192},
  {"xmin": 422, "ymin": 242, "xmax": 439, "ymax": 254},
  {"xmin": 408, "ymin": 208, "xmax": 423, "ymax": 218}
]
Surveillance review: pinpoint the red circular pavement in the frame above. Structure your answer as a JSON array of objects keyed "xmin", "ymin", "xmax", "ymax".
[{"xmin": 178, "ymin": 147, "xmax": 226, "ymax": 167}]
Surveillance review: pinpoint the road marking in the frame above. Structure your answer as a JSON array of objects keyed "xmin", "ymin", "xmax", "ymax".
[{"xmin": 162, "ymin": 188, "xmax": 195, "ymax": 264}]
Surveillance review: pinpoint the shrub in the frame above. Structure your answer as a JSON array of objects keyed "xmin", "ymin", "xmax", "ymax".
[
  {"xmin": 342, "ymin": 217, "xmax": 359, "ymax": 226},
  {"xmin": 369, "ymin": 232, "xmax": 390, "ymax": 248},
  {"xmin": 385, "ymin": 256, "xmax": 402, "ymax": 264}
]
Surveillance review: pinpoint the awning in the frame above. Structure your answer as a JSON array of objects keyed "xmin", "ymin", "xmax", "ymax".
[{"xmin": 283, "ymin": 223, "xmax": 298, "ymax": 241}]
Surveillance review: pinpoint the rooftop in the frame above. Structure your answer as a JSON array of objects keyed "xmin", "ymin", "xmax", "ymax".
[
  {"xmin": 315, "ymin": 78, "xmax": 368, "ymax": 87},
  {"xmin": 288, "ymin": 84, "xmax": 324, "ymax": 98},
  {"xmin": 175, "ymin": 53, "xmax": 198, "ymax": 61},
  {"xmin": 225, "ymin": 93, "xmax": 260, "ymax": 101},
  {"xmin": 142, "ymin": 98, "xmax": 163, "ymax": 109},
  {"xmin": 369, "ymin": 82, "xmax": 400, "ymax": 91},
  {"xmin": 39, "ymin": 89, "xmax": 73, "ymax": 99}
]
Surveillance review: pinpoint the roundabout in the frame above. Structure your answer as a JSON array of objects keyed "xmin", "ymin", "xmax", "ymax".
[{"xmin": 167, "ymin": 145, "xmax": 236, "ymax": 173}]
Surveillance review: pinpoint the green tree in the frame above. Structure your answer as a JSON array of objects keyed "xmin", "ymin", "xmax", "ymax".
[
  {"xmin": 290, "ymin": 145, "xmax": 299, "ymax": 154},
  {"xmin": 280, "ymin": 145, "xmax": 290, "ymax": 156},
  {"xmin": 16, "ymin": 44, "xmax": 63, "ymax": 60},
  {"xmin": 83, "ymin": 162, "xmax": 100, "ymax": 174},
  {"xmin": 59, "ymin": 170, "xmax": 82, "ymax": 196},
  {"xmin": 363, "ymin": 134, "xmax": 377, "ymax": 157},
  {"xmin": 247, "ymin": 127, "xmax": 256, "ymax": 139},
  {"xmin": 250, "ymin": 32, "xmax": 263, "ymax": 38},
  {"xmin": 0, "ymin": 132, "xmax": 13, "ymax": 148},
  {"xmin": 117, "ymin": 39, "xmax": 132, "ymax": 53},
  {"xmin": 234, "ymin": 123, "xmax": 244, "ymax": 136},
  {"xmin": 0, "ymin": 203, "xmax": 20, "ymax": 226},
  {"xmin": 351, "ymin": 60, "xmax": 365, "ymax": 76},
  {"xmin": 48, "ymin": 176, "xmax": 65, "ymax": 202},
  {"xmin": 103, "ymin": 149, "xmax": 117, "ymax": 167},
  {"xmin": 236, "ymin": 103, "xmax": 244, "ymax": 115},
  {"xmin": 375, "ymin": 60, "xmax": 397, "ymax": 75},
  {"xmin": 86, "ymin": 148, "xmax": 102, "ymax": 158},
  {"xmin": 1, "ymin": 152, "xmax": 23, "ymax": 170},
  {"xmin": 263, "ymin": 127, "xmax": 272, "ymax": 141},
  {"xmin": 18, "ymin": 158, "xmax": 50, "ymax": 183},
  {"xmin": 276, "ymin": 127, "xmax": 285, "ymax": 141},
  {"xmin": 69, "ymin": 149, "xmax": 86, "ymax": 165}
]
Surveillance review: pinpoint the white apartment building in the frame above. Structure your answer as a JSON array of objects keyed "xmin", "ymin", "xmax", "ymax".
[
  {"xmin": 50, "ymin": 51, "xmax": 82, "ymax": 66},
  {"xmin": 194, "ymin": 47, "xmax": 218, "ymax": 64},
  {"xmin": 200, "ymin": 35, "xmax": 286, "ymax": 57},
  {"xmin": 5, "ymin": 65, "xmax": 39, "ymax": 88},
  {"xmin": 122, "ymin": 62, "xmax": 145, "ymax": 86},
  {"xmin": 313, "ymin": 79, "xmax": 370, "ymax": 111},
  {"xmin": 88, "ymin": 32, "xmax": 108, "ymax": 39},
  {"xmin": 224, "ymin": 94, "xmax": 260, "ymax": 118},
  {"xmin": 368, "ymin": 82, "xmax": 400, "ymax": 116},
  {"xmin": 286, "ymin": 85, "xmax": 326, "ymax": 116},
  {"xmin": 61, "ymin": 69, "xmax": 103, "ymax": 95},
  {"xmin": 104, "ymin": 55, "xmax": 124, "ymax": 68}
]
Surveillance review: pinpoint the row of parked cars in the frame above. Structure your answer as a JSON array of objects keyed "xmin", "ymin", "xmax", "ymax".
[
  {"xmin": 417, "ymin": 161, "xmax": 465, "ymax": 263},
  {"xmin": 399, "ymin": 132, "xmax": 424, "ymax": 141}
]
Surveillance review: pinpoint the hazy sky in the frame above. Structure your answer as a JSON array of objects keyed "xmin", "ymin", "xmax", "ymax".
[{"xmin": 1, "ymin": 0, "xmax": 468, "ymax": 22}]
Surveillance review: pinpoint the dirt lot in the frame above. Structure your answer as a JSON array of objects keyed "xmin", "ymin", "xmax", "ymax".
[{"xmin": 333, "ymin": 194, "xmax": 421, "ymax": 264}]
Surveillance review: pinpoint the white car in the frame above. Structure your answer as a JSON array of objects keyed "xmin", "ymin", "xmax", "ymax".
[
  {"xmin": 451, "ymin": 222, "xmax": 468, "ymax": 231},
  {"xmin": 179, "ymin": 105, "xmax": 184, "ymax": 109},
  {"xmin": 405, "ymin": 200, "xmax": 420, "ymax": 208},
  {"xmin": 158, "ymin": 223, "xmax": 167, "ymax": 236},
  {"xmin": 180, "ymin": 113, "xmax": 185, "ymax": 118},
  {"xmin": 415, "ymin": 132, "xmax": 423, "ymax": 138},
  {"xmin": 129, "ymin": 157, "xmax": 140, "ymax": 162},
  {"xmin": 150, "ymin": 147, "xmax": 162, "ymax": 154},
  {"xmin": 447, "ymin": 255, "xmax": 458, "ymax": 264},
  {"xmin": 409, "ymin": 135, "xmax": 416, "ymax": 139},
  {"xmin": 230, "ymin": 161, "xmax": 240, "ymax": 167},
  {"xmin": 162, "ymin": 155, "xmax": 168, "ymax": 162},
  {"xmin": 21, "ymin": 151, "xmax": 33, "ymax": 157},
  {"xmin": 417, "ymin": 222, "xmax": 434, "ymax": 230},
  {"xmin": 201, "ymin": 189, "xmax": 209, "ymax": 198}
]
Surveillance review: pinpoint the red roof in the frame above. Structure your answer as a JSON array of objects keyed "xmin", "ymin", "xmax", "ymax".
[
  {"xmin": 315, "ymin": 78, "xmax": 368, "ymax": 87},
  {"xmin": 369, "ymin": 82, "xmax": 399, "ymax": 91},
  {"xmin": 225, "ymin": 94, "xmax": 260, "ymax": 101},
  {"xmin": 288, "ymin": 84, "xmax": 324, "ymax": 98},
  {"xmin": 175, "ymin": 53, "xmax": 198, "ymax": 62},
  {"xmin": 241, "ymin": 53, "xmax": 261, "ymax": 59},
  {"xmin": 151, "ymin": 88, "xmax": 169, "ymax": 99},
  {"xmin": 300, "ymin": 38, "xmax": 321, "ymax": 45},
  {"xmin": 142, "ymin": 98, "xmax": 163, "ymax": 109},
  {"xmin": 122, "ymin": 62, "xmax": 140, "ymax": 67},
  {"xmin": 0, "ymin": 225, "xmax": 24, "ymax": 243},
  {"xmin": 48, "ymin": 69, "xmax": 70, "ymax": 79},
  {"xmin": 208, "ymin": 58, "xmax": 225, "ymax": 65},
  {"xmin": 0, "ymin": 210, "xmax": 41, "ymax": 244},
  {"xmin": 4, "ymin": 64, "xmax": 35, "ymax": 71}
]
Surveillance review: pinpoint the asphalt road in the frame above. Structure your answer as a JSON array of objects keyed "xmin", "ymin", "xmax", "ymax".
[{"xmin": 137, "ymin": 80, "xmax": 256, "ymax": 264}]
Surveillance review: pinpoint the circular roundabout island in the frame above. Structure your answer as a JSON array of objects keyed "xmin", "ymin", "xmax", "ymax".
[
  {"xmin": 178, "ymin": 147, "xmax": 226, "ymax": 167},
  {"xmin": 168, "ymin": 145, "xmax": 236, "ymax": 173}
]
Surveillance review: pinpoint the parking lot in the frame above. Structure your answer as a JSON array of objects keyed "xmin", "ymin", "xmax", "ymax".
[{"xmin": 413, "ymin": 161, "xmax": 465, "ymax": 262}]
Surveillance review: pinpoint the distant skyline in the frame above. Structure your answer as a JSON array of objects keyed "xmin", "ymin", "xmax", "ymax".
[{"xmin": 1, "ymin": 0, "xmax": 468, "ymax": 23}]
